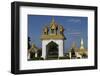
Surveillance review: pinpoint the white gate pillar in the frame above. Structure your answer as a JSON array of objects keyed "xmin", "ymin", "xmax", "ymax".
[
  {"xmin": 41, "ymin": 41, "xmax": 46, "ymax": 59},
  {"xmin": 58, "ymin": 40, "xmax": 64, "ymax": 57}
]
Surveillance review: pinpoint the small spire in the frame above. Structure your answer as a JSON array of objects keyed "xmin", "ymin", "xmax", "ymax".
[
  {"xmin": 80, "ymin": 38, "xmax": 84, "ymax": 49},
  {"xmin": 72, "ymin": 41, "xmax": 76, "ymax": 48},
  {"xmin": 81, "ymin": 38, "xmax": 83, "ymax": 46},
  {"xmin": 52, "ymin": 16, "xmax": 55, "ymax": 23},
  {"xmin": 32, "ymin": 43, "xmax": 35, "ymax": 48}
]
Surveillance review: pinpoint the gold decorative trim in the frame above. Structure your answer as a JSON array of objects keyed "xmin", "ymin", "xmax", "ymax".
[{"xmin": 41, "ymin": 34, "xmax": 66, "ymax": 40}]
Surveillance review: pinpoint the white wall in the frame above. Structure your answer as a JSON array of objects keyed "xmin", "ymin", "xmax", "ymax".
[{"xmin": 0, "ymin": 0, "xmax": 99, "ymax": 76}]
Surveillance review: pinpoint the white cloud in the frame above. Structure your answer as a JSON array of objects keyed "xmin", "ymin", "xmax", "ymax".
[
  {"xmin": 68, "ymin": 32, "xmax": 81, "ymax": 36},
  {"xmin": 68, "ymin": 18, "xmax": 81, "ymax": 23}
]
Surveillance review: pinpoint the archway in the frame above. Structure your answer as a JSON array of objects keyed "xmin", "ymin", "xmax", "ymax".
[{"xmin": 46, "ymin": 41, "xmax": 58, "ymax": 59}]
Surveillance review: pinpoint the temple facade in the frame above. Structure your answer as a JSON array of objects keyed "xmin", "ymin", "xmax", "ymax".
[
  {"xmin": 40, "ymin": 17, "xmax": 66, "ymax": 59},
  {"xmin": 68, "ymin": 38, "xmax": 87, "ymax": 59},
  {"xmin": 28, "ymin": 17, "xmax": 87, "ymax": 60}
]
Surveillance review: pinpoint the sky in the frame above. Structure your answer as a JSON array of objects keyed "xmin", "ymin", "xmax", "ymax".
[{"xmin": 28, "ymin": 15, "xmax": 88, "ymax": 53}]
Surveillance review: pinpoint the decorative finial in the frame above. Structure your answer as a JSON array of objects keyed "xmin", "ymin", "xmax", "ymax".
[
  {"xmin": 72, "ymin": 42, "xmax": 76, "ymax": 48},
  {"xmin": 80, "ymin": 38, "xmax": 84, "ymax": 49},
  {"xmin": 81, "ymin": 38, "xmax": 83, "ymax": 45},
  {"xmin": 52, "ymin": 16, "xmax": 55, "ymax": 23},
  {"xmin": 59, "ymin": 25, "xmax": 64, "ymax": 35},
  {"xmin": 43, "ymin": 25, "xmax": 49, "ymax": 35}
]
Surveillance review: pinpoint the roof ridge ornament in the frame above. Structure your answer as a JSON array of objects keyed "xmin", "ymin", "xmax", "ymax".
[
  {"xmin": 52, "ymin": 16, "xmax": 55, "ymax": 23},
  {"xmin": 41, "ymin": 16, "xmax": 66, "ymax": 40}
]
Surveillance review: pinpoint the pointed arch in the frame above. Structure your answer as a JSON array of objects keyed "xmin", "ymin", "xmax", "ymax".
[{"xmin": 46, "ymin": 41, "xmax": 58, "ymax": 59}]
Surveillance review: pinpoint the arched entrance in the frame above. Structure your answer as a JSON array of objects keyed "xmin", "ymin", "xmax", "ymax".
[{"xmin": 46, "ymin": 41, "xmax": 58, "ymax": 59}]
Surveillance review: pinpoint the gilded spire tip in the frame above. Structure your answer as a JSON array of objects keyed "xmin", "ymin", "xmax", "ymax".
[{"xmin": 52, "ymin": 16, "xmax": 55, "ymax": 23}]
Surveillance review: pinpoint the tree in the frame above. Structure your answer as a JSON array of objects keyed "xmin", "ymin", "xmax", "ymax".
[
  {"xmin": 71, "ymin": 48, "xmax": 76, "ymax": 58},
  {"xmin": 82, "ymin": 53, "xmax": 87, "ymax": 58},
  {"xmin": 28, "ymin": 37, "xmax": 31, "ymax": 49}
]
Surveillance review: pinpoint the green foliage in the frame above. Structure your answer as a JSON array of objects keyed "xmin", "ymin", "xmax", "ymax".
[
  {"xmin": 59, "ymin": 56, "xmax": 70, "ymax": 59},
  {"xmin": 46, "ymin": 55, "xmax": 58, "ymax": 60},
  {"xmin": 28, "ymin": 37, "xmax": 31, "ymax": 49},
  {"xmin": 32, "ymin": 57, "xmax": 44, "ymax": 60},
  {"xmin": 82, "ymin": 53, "xmax": 88, "ymax": 58},
  {"xmin": 37, "ymin": 49, "xmax": 42, "ymax": 57}
]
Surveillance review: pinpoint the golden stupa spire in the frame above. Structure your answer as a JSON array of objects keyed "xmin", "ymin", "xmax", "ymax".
[{"xmin": 50, "ymin": 16, "xmax": 57, "ymax": 29}]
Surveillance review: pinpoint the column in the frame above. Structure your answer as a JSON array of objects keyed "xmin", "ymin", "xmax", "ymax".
[
  {"xmin": 58, "ymin": 40, "xmax": 64, "ymax": 57},
  {"xmin": 28, "ymin": 52, "xmax": 30, "ymax": 60},
  {"xmin": 41, "ymin": 40, "xmax": 46, "ymax": 59}
]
